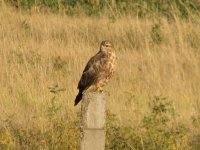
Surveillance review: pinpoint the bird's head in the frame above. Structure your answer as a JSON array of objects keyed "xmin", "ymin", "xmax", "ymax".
[{"xmin": 100, "ymin": 40, "xmax": 114, "ymax": 53}]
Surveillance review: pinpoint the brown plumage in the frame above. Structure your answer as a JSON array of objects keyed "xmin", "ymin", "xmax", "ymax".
[{"xmin": 74, "ymin": 40, "xmax": 116, "ymax": 106}]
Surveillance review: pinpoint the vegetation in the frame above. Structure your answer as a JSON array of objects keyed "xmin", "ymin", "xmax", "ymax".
[
  {"xmin": 3, "ymin": 0, "xmax": 200, "ymax": 18},
  {"xmin": 0, "ymin": 0, "xmax": 200, "ymax": 149},
  {"xmin": 106, "ymin": 96, "xmax": 192, "ymax": 150}
]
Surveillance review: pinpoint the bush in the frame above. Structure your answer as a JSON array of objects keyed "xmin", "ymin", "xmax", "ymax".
[
  {"xmin": 142, "ymin": 96, "xmax": 191, "ymax": 150},
  {"xmin": 4, "ymin": 0, "xmax": 200, "ymax": 18},
  {"xmin": 106, "ymin": 96, "xmax": 192, "ymax": 150},
  {"xmin": 0, "ymin": 96, "xmax": 194, "ymax": 149}
]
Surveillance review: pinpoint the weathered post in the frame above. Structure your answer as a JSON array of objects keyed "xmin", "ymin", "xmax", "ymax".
[{"xmin": 80, "ymin": 92, "xmax": 106, "ymax": 150}]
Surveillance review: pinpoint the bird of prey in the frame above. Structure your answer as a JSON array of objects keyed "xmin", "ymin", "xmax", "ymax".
[{"xmin": 74, "ymin": 40, "xmax": 116, "ymax": 106}]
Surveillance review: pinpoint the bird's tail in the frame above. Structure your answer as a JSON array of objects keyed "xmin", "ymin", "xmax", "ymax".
[{"xmin": 74, "ymin": 90, "xmax": 83, "ymax": 106}]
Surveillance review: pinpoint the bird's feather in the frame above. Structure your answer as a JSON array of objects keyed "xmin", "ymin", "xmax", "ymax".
[
  {"xmin": 77, "ymin": 51, "xmax": 107, "ymax": 91},
  {"xmin": 74, "ymin": 40, "xmax": 116, "ymax": 106}
]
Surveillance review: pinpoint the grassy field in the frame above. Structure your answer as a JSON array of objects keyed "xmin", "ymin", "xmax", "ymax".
[{"xmin": 0, "ymin": 4, "xmax": 200, "ymax": 149}]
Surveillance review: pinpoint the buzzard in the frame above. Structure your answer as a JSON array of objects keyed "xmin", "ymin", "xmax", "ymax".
[{"xmin": 74, "ymin": 40, "xmax": 116, "ymax": 106}]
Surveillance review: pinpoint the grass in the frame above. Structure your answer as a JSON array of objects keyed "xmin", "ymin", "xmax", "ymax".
[{"xmin": 0, "ymin": 4, "xmax": 200, "ymax": 149}]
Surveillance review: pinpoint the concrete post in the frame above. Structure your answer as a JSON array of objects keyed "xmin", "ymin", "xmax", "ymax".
[{"xmin": 80, "ymin": 92, "xmax": 106, "ymax": 150}]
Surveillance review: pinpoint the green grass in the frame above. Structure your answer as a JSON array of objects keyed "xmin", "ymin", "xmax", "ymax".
[
  {"xmin": 3, "ymin": 0, "xmax": 200, "ymax": 18},
  {"xmin": 0, "ymin": 95, "xmax": 196, "ymax": 149}
]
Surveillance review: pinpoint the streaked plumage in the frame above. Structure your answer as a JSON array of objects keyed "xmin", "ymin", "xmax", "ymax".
[{"xmin": 74, "ymin": 40, "xmax": 116, "ymax": 106}]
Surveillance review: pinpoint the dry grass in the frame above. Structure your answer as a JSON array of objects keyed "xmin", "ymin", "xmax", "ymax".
[{"xmin": 0, "ymin": 6, "xmax": 200, "ymax": 138}]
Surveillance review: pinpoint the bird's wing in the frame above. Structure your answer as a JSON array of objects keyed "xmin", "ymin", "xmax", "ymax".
[{"xmin": 77, "ymin": 51, "xmax": 106, "ymax": 91}]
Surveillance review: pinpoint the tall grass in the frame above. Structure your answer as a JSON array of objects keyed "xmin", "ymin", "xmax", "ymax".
[
  {"xmin": 3, "ymin": 0, "xmax": 200, "ymax": 18},
  {"xmin": 0, "ymin": 4, "xmax": 199, "ymax": 149}
]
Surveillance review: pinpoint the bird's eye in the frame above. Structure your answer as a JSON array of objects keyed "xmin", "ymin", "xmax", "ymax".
[{"xmin": 105, "ymin": 45, "xmax": 109, "ymax": 47}]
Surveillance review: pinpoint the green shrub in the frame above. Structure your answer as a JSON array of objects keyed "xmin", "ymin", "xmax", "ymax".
[
  {"xmin": 4, "ymin": 0, "xmax": 200, "ymax": 18},
  {"xmin": 0, "ymin": 96, "xmax": 194, "ymax": 149},
  {"xmin": 106, "ymin": 113, "xmax": 143, "ymax": 150},
  {"xmin": 142, "ymin": 96, "xmax": 191, "ymax": 150},
  {"xmin": 106, "ymin": 96, "xmax": 192, "ymax": 150}
]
